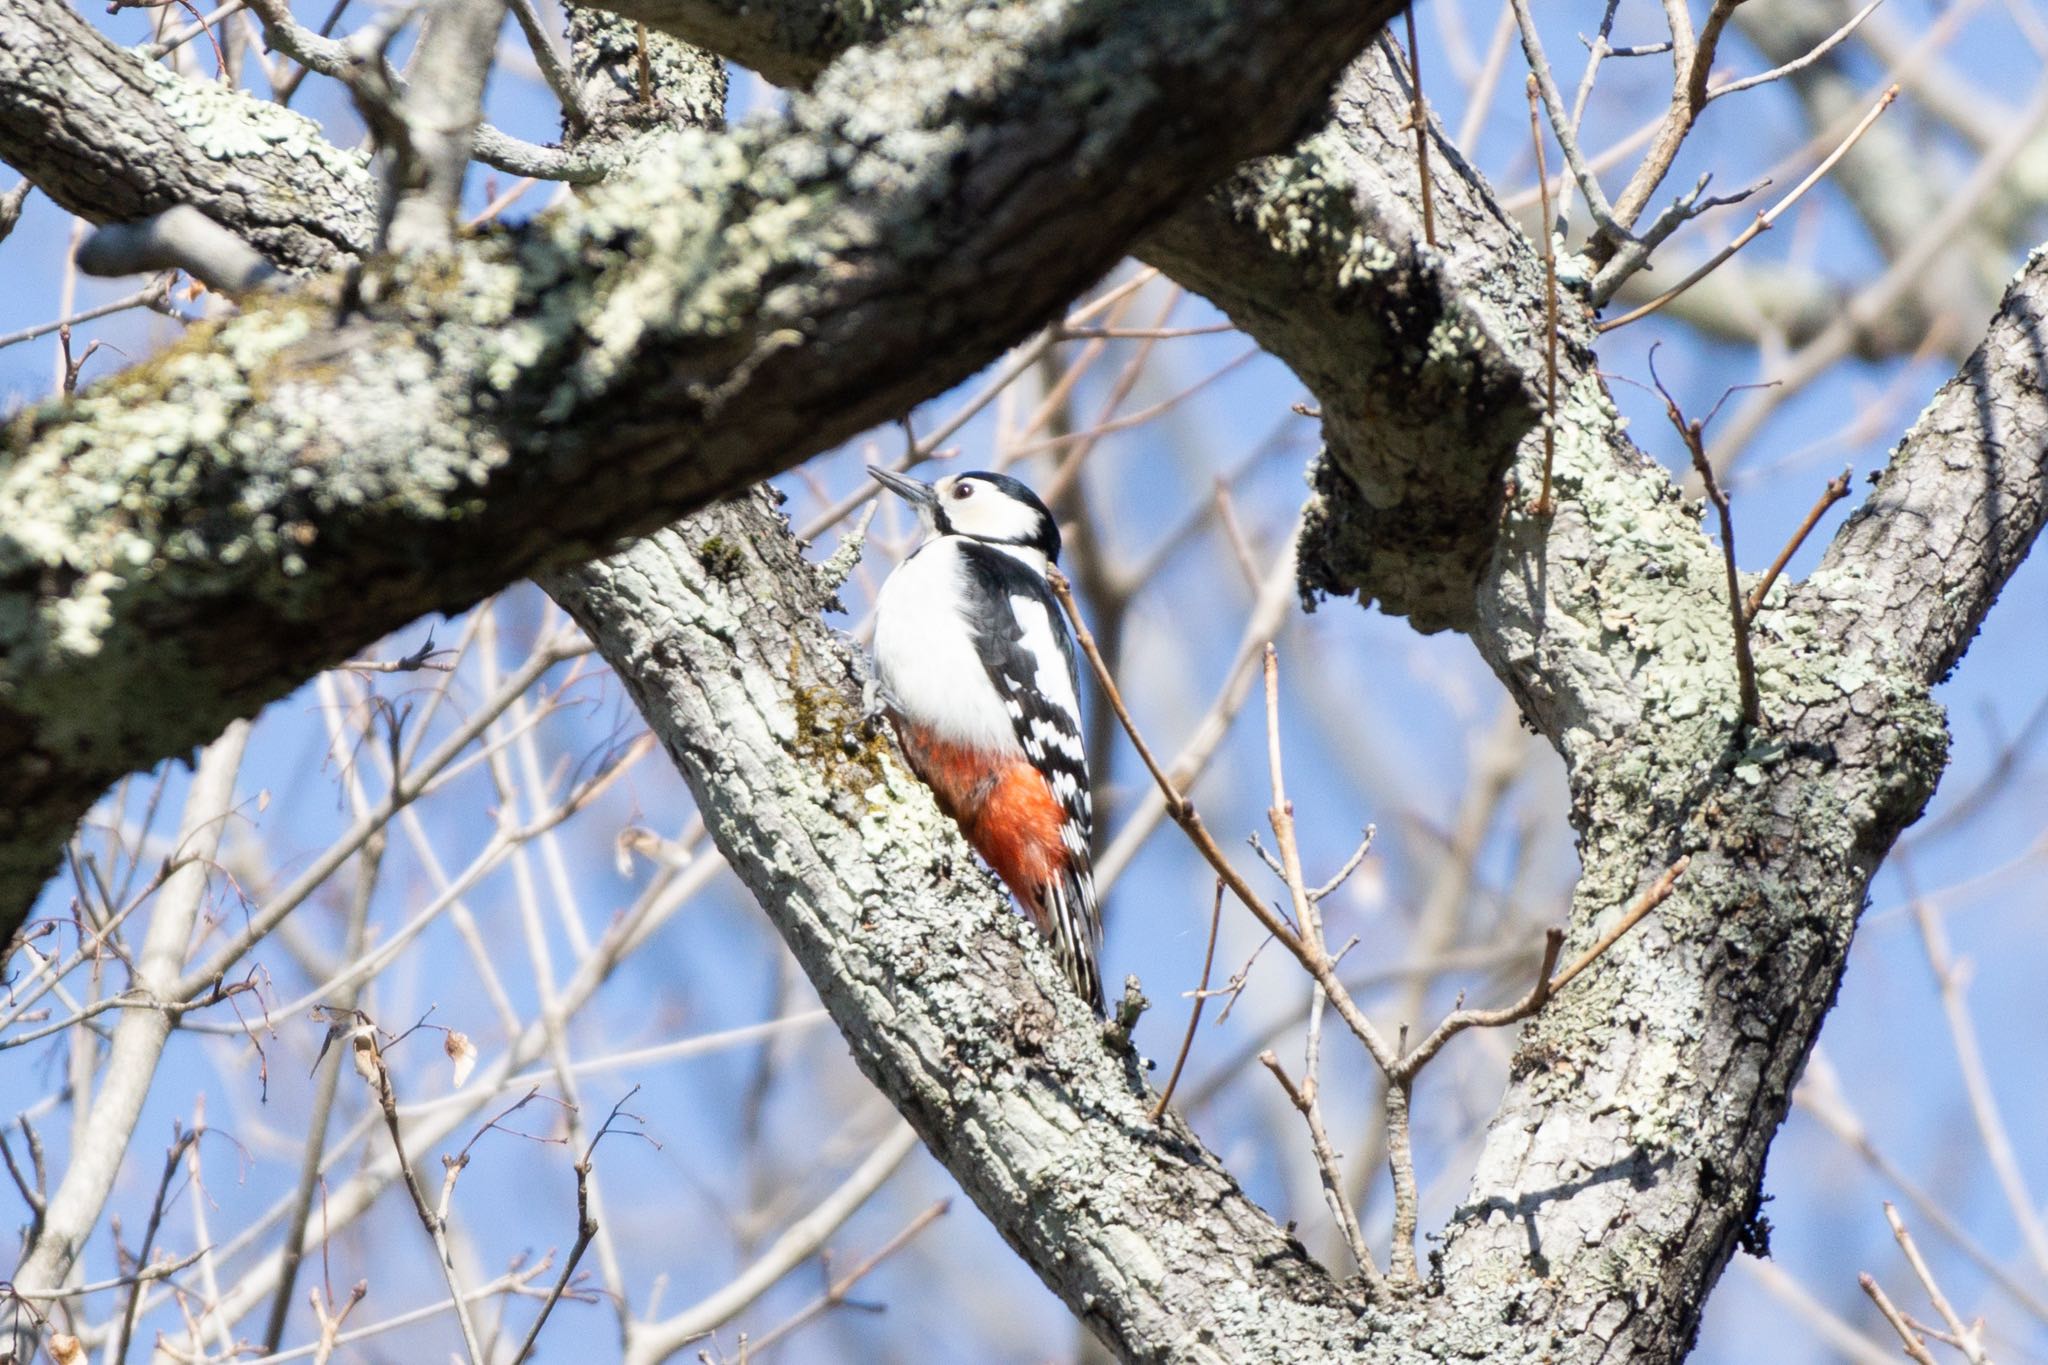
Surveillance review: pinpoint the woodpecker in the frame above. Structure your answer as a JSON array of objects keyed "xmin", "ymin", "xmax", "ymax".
[{"xmin": 867, "ymin": 466, "xmax": 1104, "ymax": 1014}]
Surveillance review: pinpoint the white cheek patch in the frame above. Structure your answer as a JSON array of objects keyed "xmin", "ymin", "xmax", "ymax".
[{"xmin": 950, "ymin": 487, "xmax": 1043, "ymax": 544}]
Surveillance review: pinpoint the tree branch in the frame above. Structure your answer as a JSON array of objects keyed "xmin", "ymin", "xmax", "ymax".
[
  {"xmin": 0, "ymin": 0, "xmax": 375, "ymax": 274},
  {"xmin": 541, "ymin": 494, "xmax": 1367, "ymax": 1360},
  {"xmin": 1812, "ymin": 245, "xmax": 2048, "ymax": 685},
  {"xmin": 0, "ymin": 0, "xmax": 1406, "ymax": 935}
]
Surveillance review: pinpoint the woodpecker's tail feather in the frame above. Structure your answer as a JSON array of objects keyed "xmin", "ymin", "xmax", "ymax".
[{"xmin": 1037, "ymin": 868, "xmax": 1104, "ymax": 1016}]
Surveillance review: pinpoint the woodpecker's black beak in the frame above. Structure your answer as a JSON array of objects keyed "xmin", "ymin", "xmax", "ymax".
[{"xmin": 867, "ymin": 466, "xmax": 937, "ymax": 508}]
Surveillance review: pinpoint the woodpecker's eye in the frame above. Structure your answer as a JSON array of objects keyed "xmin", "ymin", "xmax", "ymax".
[{"xmin": 952, "ymin": 482, "xmax": 975, "ymax": 500}]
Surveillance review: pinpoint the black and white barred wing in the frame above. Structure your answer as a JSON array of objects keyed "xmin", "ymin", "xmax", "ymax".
[{"xmin": 960, "ymin": 545, "xmax": 1102, "ymax": 1009}]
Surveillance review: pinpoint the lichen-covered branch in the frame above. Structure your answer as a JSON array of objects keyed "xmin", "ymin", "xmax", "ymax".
[
  {"xmin": 592, "ymin": 0, "xmax": 920, "ymax": 88},
  {"xmin": 0, "ymin": 0, "xmax": 1405, "ymax": 935},
  {"xmin": 541, "ymin": 493, "xmax": 1372, "ymax": 1362},
  {"xmin": 1139, "ymin": 46, "xmax": 1545, "ymax": 633},
  {"xmin": 1811, "ymin": 245, "xmax": 2048, "ymax": 687},
  {"xmin": 0, "ymin": 0, "xmax": 376, "ymax": 274}
]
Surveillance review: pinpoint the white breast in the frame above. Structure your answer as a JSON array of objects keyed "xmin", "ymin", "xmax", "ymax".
[{"xmin": 873, "ymin": 538, "xmax": 1021, "ymax": 754}]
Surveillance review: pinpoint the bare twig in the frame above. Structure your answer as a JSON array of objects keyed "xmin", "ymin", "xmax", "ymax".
[
  {"xmin": 1709, "ymin": 0, "xmax": 1889, "ymax": 102},
  {"xmin": 1599, "ymin": 86, "xmax": 1899, "ymax": 332},
  {"xmin": 505, "ymin": 0, "xmax": 588, "ymax": 133},
  {"xmin": 1593, "ymin": 0, "xmax": 1743, "ymax": 258},
  {"xmin": 506, "ymin": 1154, "xmax": 597, "ymax": 1362},
  {"xmin": 1588, "ymin": 170, "xmax": 1767, "ymax": 307},
  {"xmin": 1545, "ymin": 856, "xmax": 1691, "ymax": 996},
  {"xmin": 112, "ymin": 1125, "xmax": 202, "ymax": 1364},
  {"xmin": 1401, "ymin": 11, "xmax": 1436, "ymax": 248},
  {"xmin": 1309, "ymin": 827, "xmax": 1376, "ymax": 903},
  {"xmin": 1259, "ymin": 1049, "xmax": 1380, "ymax": 1292},
  {"xmin": 0, "ymin": 279, "xmax": 174, "ymax": 352},
  {"xmin": 1908, "ymin": 880, "xmax": 2048, "ymax": 1279},
  {"xmin": 1510, "ymin": 0, "xmax": 1630, "ymax": 243},
  {"xmin": 1884, "ymin": 1203, "xmax": 1995, "ymax": 1364},
  {"xmin": 741, "ymin": 1200, "xmax": 951, "ymax": 1356},
  {"xmin": 1048, "ymin": 568, "xmax": 1407, "ymax": 1071},
  {"xmin": 368, "ymin": 1043, "xmax": 485, "ymax": 1364},
  {"xmin": 306, "ymin": 1280, "xmax": 368, "ymax": 1365},
  {"xmin": 245, "ymin": 0, "xmax": 604, "ymax": 184},
  {"xmin": 1649, "ymin": 354, "xmax": 1759, "ymax": 731},
  {"xmin": 1392, "ymin": 929, "xmax": 1566, "ymax": 1082},
  {"xmin": 1859, "ymin": 1273, "xmax": 1940, "ymax": 1365},
  {"xmin": 1745, "ymin": 469, "xmax": 1853, "ymax": 620},
  {"xmin": 625, "ymin": 1124, "xmax": 921, "ymax": 1364},
  {"xmin": 3, "ymin": 723, "xmax": 249, "ymax": 1345},
  {"xmin": 1373, "ymin": 858, "xmax": 1689, "ymax": 1093},
  {"xmin": 1527, "ymin": 76, "xmax": 1560, "ymax": 516},
  {"xmin": 1148, "ymin": 881, "xmax": 1223, "ymax": 1124}
]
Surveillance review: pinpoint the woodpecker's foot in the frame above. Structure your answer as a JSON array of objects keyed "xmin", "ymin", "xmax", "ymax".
[{"xmin": 859, "ymin": 679, "xmax": 889, "ymax": 739}]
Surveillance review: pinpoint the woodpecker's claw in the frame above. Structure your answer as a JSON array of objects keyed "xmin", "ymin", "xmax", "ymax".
[{"xmin": 859, "ymin": 678, "xmax": 888, "ymax": 737}]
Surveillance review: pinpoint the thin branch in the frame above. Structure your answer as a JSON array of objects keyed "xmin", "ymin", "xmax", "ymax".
[
  {"xmin": 1147, "ymin": 881, "xmax": 1223, "ymax": 1124},
  {"xmin": 1709, "ymin": 0, "xmax": 1889, "ymax": 101},
  {"xmin": 1599, "ymin": 86, "xmax": 1899, "ymax": 331},
  {"xmin": 3, "ymin": 722, "xmax": 249, "ymax": 1337},
  {"xmin": 625, "ymin": 1124, "xmax": 921, "ymax": 1364},
  {"xmin": 1745, "ymin": 469, "xmax": 1852, "ymax": 620},
  {"xmin": 1594, "ymin": 0, "xmax": 1742, "ymax": 255},
  {"xmin": 244, "ymin": 0, "xmax": 606, "ymax": 184},
  {"xmin": 1510, "ymin": 0, "xmax": 1630, "ymax": 242},
  {"xmin": 1260, "ymin": 1048, "xmax": 1380, "ymax": 1293},
  {"xmin": 112, "ymin": 1125, "xmax": 202, "ymax": 1364},
  {"xmin": 506, "ymin": 1156, "xmax": 596, "ymax": 1362},
  {"xmin": 1392, "ymin": 929, "xmax": 1566, "ymax": 1082},
  {"xmin": 1884, "ymin": 1203, "xmax": 1995, "ymax": 1365},
  {"xmin": 1309, "ymin": 827, "xmax": 1376, "ymax": 903},
  {"xmin": 0, "ymin": 277, "xmax": 174, "ymax": 351},
  {"xmin": 1047, "ymin": 569, "xmax": 1410, "ymax": 1072},
  {"xmin": 1909, "ymin": 883, "xmax": 2048, "ymax": 1279},
  {"xmin": 741, "ymin": 1200, "xmax": 952, "ymax": 1357},
  {"xmin": 253, "ymin": 1268, "xmax": 555, "ymax": 1365},
  {"xmin": 1650, "ymin": 354, "xmax": 1759, "ymax": 731},
  {"xmin": 10, "ymin": 1246, "xmax": 207, "ymax": 1301},
  {"xmin": 1588, "ymin": 170, "xmax": 1766, "ymax": 307},
  {"xmin": 1382, "ymin": 852, "xmax": 1688, "ymax": 1089},
  {"xmin": 505, "ymin": 0, "xmax": 589, "ymax": 134},
  {"xmin": 1401, "ymin": 11, "xmax": 1436, "ymax": 248},
  {"xmin": 1527, "ymin": 76, "xmax": 1560, "ymax": 515},
  {"xmin": 1859, "ymin": 1272, "xmax": 1940, "ymax": 1365},
  {"xmin": 369, "ymin": 1043, "xmax": 485, "ymax": 1365},
  {"xmin": 1546, "ymin": 854, "xmax": 1691, "ymax": 996}
]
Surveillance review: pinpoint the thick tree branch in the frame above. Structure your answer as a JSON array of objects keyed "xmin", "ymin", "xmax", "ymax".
[
  {"xmin": 4, "ymin": 4, "xmax": 2039, "ymax": 1358},
  {"xmin": 1811, "ymin": 245, "xmax": 2048, "ymax": 686},
  {"xmin": 591, "ymin": 0, "xmax": 917, "ymax": 88},
  {"xmin": 541, "ymin": 493, "xmax": 1369, "ymax": 1361},
  {"xmin": 0, "ymin": 0, "xmax": 375, "ymax": 274},
  {"xmin": 0, "ymin": 0, "xmax": 1405, "ymax": 934},
  {"xmin": 1140, "ymin": 50, "xmax": 1544, "ymax": 632}
]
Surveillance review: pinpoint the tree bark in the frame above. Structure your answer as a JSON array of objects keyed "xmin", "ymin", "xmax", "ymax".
[
  {"xmin": 0, "ymin": 0, "xmax": 1404, "ymax": 933},
  {"xmin": 543, "ymin": 497, "xmax": 1375, "ymax": 1363},
  {"xmin": 5, "ymin": 2, "xmax": 2048, "ymax": 1359}
]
